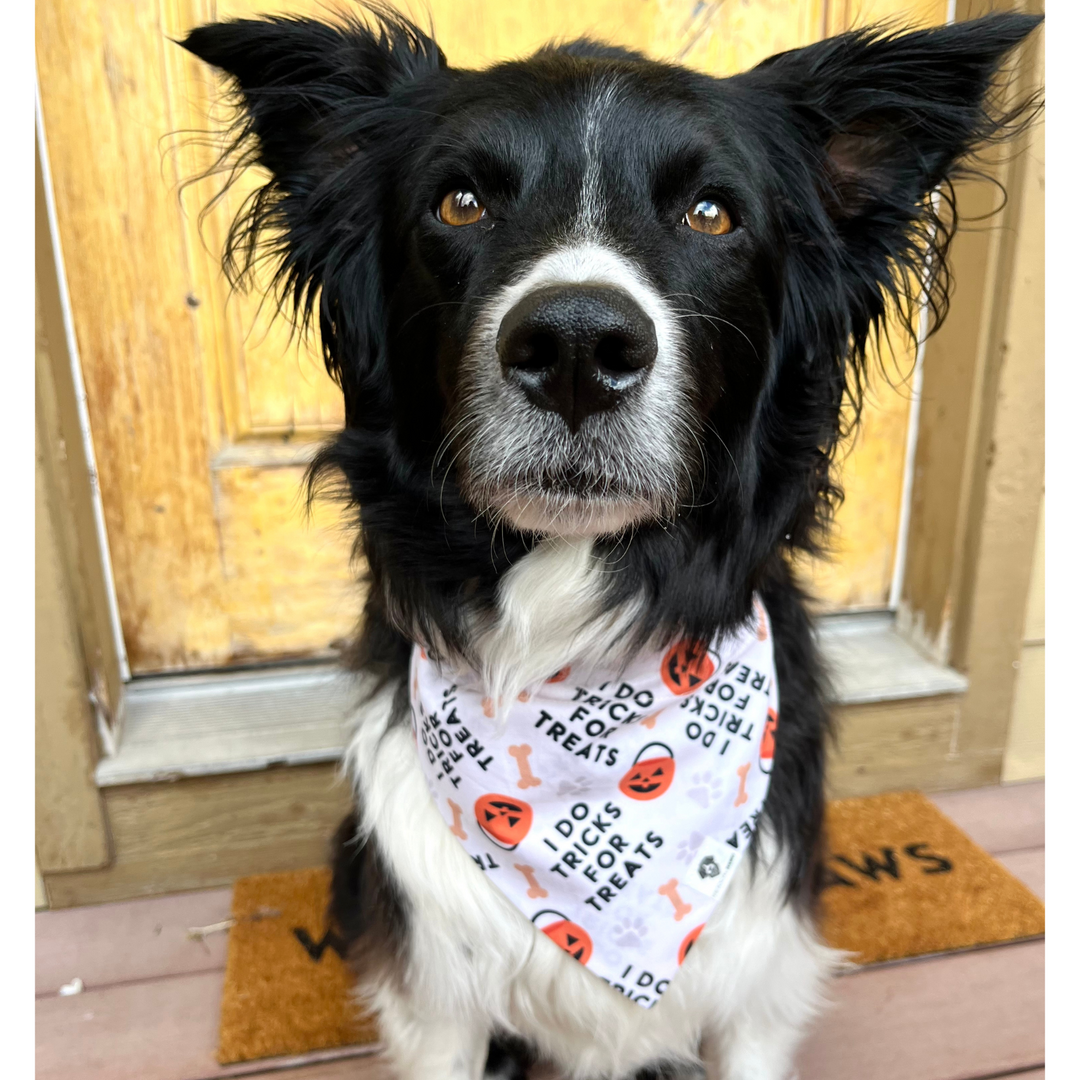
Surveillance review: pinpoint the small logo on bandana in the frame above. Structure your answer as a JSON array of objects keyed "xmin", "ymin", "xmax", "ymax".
[{"xmin": 682, "ymin": 835, "xmax": 743, "ymax": 901}]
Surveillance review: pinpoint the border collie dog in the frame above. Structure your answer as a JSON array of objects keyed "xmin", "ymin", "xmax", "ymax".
[{"xmin": 183, "ymin": 9, "xmax": 1041, "ymax": 1079}]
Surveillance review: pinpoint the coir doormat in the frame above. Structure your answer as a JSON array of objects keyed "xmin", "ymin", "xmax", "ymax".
[
  {"xmin": 818, "ymin": 790, "xmax": 1043, "ymax": 963},
  {"xmin": 217, "ymin": 791, "xmax": 1043, "ymax": 1064},
  {"xmin": 217, "ymin": 866, "xmax": 379, "ymax": 1064}
]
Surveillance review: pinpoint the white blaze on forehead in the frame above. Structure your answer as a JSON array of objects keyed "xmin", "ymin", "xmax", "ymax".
[{"xmin": 577, "ymin": 77, "xmax": 620, "ymax": 236}]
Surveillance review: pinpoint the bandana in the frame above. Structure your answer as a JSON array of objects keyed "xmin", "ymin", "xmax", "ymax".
[{"xmin": 409, "ymin": 597, "xmax": 777, "ymax": 1009}]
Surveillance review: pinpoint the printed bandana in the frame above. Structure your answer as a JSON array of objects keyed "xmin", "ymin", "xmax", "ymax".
[{"xmin": 409, "ymin": 597, "xmax": 777, "ymax": 1009}]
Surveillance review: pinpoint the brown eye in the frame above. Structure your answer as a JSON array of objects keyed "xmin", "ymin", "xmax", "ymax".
[
  {"xmin": 685, "ymin": 198, "xmax": 733, "ymax": 236},
  {"xmin": 438, "ymin": 189, "xmax": 486, "ymax": 226}
]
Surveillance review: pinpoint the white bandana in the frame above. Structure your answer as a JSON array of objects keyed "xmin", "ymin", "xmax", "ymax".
[{"xmin": 409, "ymin": 597, "xmax": 778, "ymax": 1009}]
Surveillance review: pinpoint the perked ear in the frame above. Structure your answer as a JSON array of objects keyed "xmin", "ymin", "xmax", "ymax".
[
  {"xmin": 756, "ymin": 12, "xmax": 1043, "ymax": 220},
  {"xmin": 180, "ymin": 9, "xmax": 445, "ymax": 409},
  {"xmin": 181, "ymin": 9, "xmax": 445, "ymax": 188}
]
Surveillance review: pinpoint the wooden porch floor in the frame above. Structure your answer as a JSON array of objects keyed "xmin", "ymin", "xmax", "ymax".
[{"xmin": 36, "ymin": 781, "xmax": 1044, "ymax": 1080}]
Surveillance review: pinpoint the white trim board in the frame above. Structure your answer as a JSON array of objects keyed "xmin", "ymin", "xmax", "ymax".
[
  {"xmin": 817, "ymin": 610, "xmax": 967, "ymax": 705},
  {"xmin": 94, "ymin": 665, "xmax": 360, "ymax": 786},
  {"xmin": 95, "ymin": 612, "xmax": 967, "ymax": 787}
]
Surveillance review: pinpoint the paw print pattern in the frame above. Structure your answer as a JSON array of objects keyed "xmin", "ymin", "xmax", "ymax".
[
  {"xmin": 675, "ymin": 831, "xmax": 705, "ymax": 865},
  {"xmin": 686, "ymin": 771, "xmax": 724, "ymax": 809},
  {"xmin": 610, "ymin": 915, "xmax": 649, "ymax": 950},
  {"xmin": 556, "ymin": 776, "xmax": 593, "ymax": 799}
]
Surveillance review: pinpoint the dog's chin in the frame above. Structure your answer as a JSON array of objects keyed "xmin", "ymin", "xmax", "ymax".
[{"xmin": 490, "ymin": 491, "xmax": 658, "ymax": 538}]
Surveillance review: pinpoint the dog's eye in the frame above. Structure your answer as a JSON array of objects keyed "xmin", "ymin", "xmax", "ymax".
[
  {"xmin": 438, "ymin": 189, "xmax": 487, "ymax": 227},
  {"xmin": 685, "ymin": 199, "xmax": 733, "ymax": 236}
]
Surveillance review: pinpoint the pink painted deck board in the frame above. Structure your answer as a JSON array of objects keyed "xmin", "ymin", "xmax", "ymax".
[
  {"xmin": 797, "ymin": 940, "xmax": 1044, "ymax": 1080},
  {"xmin": 36, "ymin": 969, "xmax": 226, "ymax": 1080},
  {"xmin": 35, "ymin": 968, "xmax": 382, "ymax": 1080},
  {"xmin": 930, "ymin": 781, "xmax": 1044, "ymax": 854},
  {"xmin": 247, "ymin": 1059, "xmax": 397, "ymax": 1080},
  {"xmin": 36, "ymin": 886, "xmax": 232, "ymax": 996},
  {"xmin": 996, "ymin": 847, "xmax": 1045, "ymax": 901},
  {"xmin": 35, "ymin": 781, "xmax": 1046, "ymax": 1079}
]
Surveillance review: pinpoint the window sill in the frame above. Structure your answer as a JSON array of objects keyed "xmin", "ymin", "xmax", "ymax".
[{"xmin": 95, "ymin": 611, "xmax": 967, "ymax": 787}]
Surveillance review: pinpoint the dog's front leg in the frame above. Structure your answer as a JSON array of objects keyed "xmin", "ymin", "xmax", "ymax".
[
  {"xmin": 371, "ymin": 982, "xmax": 490, "ymax": 1080},
  {"xmin": 699, "ymin": 1020, "xmax": 801, "ymax": 1080}
]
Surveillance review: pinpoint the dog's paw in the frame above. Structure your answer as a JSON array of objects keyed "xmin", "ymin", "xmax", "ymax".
[{"xmin": 484, "ymin": 1034, "xmax": 535, "ymax": 1080}]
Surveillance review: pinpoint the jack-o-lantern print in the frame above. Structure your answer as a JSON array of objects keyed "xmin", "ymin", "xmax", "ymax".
[
  {"xmin": 533, "ymin": 909, "xmax": 593, "ymax": 965},
  {"xmin": 678, "ymin": 923, "xmax": 705, "ymax": 965},
  {"xmin": 475, "ymin": 794, "xmax": 533, "ymax": 850},
  {"xmin": 619, "ymin": 742, "xmax": 676, "ymax": 801},
  {"xmin": 660, "ymin": 640, "xmax": 715, "ymax": 696},
  {"xmin": 760, "ymin": 707, "xmax": 778, "ymax": 774}
]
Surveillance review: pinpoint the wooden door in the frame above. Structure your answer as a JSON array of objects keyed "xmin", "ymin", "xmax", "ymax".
[{"xmin": 36, "ymin": 0, "xmax": 946, "ymax": 675}]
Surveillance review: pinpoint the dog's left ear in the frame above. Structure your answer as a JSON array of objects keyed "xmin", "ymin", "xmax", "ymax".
[{"xmin": 755, "ymin": 12, "xmax": 1043, "ymax": 223}]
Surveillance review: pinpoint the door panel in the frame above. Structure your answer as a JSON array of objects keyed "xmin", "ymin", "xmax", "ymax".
[{"xmin": 37, "ymin": 0, "xmax": 943, "ymax": 673}]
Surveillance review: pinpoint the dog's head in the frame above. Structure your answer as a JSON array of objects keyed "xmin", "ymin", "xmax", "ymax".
[{"xmin": 183, "ymin": 9, "xmax": 1040, "ymax": 641}]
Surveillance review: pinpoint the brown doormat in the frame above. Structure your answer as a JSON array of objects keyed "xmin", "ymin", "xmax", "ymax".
[
  {"xmin": 819, "ymin": 790, "xmax": 1044, "ymax": 964},
  {"xmin": 218, "ymin": 791, "xmax": 1044, "ymax": 1064},
  {"xmin": 217, "ymin": 866, "xmax": 379, "ymax": 1065}
]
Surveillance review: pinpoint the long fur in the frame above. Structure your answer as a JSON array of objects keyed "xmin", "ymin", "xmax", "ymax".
[{"xmin": 182, "ymin": 8, "xmax": 1042, "ymax": 1078}]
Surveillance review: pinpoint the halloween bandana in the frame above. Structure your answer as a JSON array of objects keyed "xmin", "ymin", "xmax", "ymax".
[{"xmin": 409, "ymin": 598, "xmax": 777, "ymax": 1009}]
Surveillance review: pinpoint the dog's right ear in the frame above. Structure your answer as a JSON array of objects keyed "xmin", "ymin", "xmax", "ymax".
[
  {"xmin": 181, "ymin": 11, "xmax": 446, "ymax": 408},
  {"xmin": 182, "ymin": 12, "xmax": 445, "ymax": 190}
]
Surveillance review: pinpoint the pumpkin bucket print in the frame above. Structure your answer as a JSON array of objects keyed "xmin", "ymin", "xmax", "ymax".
[
  {"xmin": 533, "ymin": 909, "xmax": 593, "ymax": 965},
  {"xmin": 678, "ymin": 924, "xmax": 705, "ymax": 965},
  {"xmin": 619, "ymin": 742, "xmax": 676, "ymax": 801},
  {"xmin": 475, "ymin": 794, "xmax": 533, "ymax": 850},
  {"xmin": 660, "ymin": 639, "xmax": 716, "ymax": 696},
  {"xmin": 760, "ymin": 707, "xmax": 778, "ymax": 774}
]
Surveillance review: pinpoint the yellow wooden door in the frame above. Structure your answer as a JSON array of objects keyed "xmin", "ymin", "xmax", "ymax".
[{"xmin": 36, "ymin": 0, "xmax": 946, "ymax": 675}]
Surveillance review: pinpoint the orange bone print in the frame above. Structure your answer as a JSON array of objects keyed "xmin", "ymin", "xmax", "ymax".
[
  {"xmin": 641, "ymin": 711, "xmax": 660, "ymax": 730},
  {"xmin": 514, "ymin": 864, "xmax": 549, "ymax": 899},
  {"xmin": 734, "ymin": 762, "xmax": 751, "ymax": 807},
  {"xmin": 658, "ymin": 878, "xmax": 693, "ymax": 921},
  {"xmin": 447, "ymin": 799, "xmax": 468, "ymax": 840},
  {"xmin": 508, "ymin": 744, "xmax": 542, "ymax": 789}
]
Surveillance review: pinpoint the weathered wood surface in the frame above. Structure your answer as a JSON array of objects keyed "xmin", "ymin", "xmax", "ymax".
[
  {"xmin": 43, "ymin": 764, "xmax": 352, "ymax": 909},
  {"xmin": 35, "ymin": 0, "xmax": 941, "ymax": 675}
]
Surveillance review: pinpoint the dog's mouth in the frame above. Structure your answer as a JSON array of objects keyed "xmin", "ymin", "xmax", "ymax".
[
  {"xmin": 454, "ymin": 424, "xmax": 685, "ymax": 538},
  {"xmin": 470, "ymin": 481, "xmax": 659, "ymax": 537}
]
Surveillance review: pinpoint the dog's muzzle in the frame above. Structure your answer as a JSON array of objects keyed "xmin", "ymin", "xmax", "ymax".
[{"xmin": 496, "ymin": 285, "xmax": 657, "ymax": 433}]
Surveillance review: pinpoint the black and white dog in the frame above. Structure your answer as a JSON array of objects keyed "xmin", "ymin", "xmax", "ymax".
[{"xmin": 183, "ymin": 8, "xmax": 1041, "ymax": 1079}]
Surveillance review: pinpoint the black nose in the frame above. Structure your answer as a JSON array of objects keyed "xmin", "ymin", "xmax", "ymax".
[{"xmin": 496, "ymin": 285, "xmax": 658, "ymax": 432}]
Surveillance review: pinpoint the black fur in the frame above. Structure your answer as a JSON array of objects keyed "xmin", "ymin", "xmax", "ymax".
[
  {"xmin": 328, "ymin": 811, "xmax": 410, "ymax": 974},
  {"xmin": 184, "ymin": 6, "xmax": 1040, "ymax": 1071}
]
